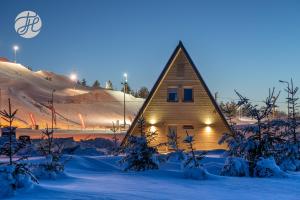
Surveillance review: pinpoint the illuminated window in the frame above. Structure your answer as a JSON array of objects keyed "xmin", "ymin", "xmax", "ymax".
[
  {"xmin": 183, "ymin": 88, "xmax": 193, "ymax": 102},
  {"xmin": 167, "ymin": 88, "xmax": 178, "ymax": 102}
]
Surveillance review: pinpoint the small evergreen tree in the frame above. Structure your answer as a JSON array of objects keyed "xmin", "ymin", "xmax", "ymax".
[
  {"xmin": 120, "ymin": 116, "xmax": 158, "ymax": 171},
  {"xmin": 219, "ymin": 101, "xmax": 245, "ymax": 157},
  {"xmin": 165, "ymin": 128, "xmax": 185, "ymax": 161},
  {"xmin": 167, "ymin": 128, "xmax": 180, "ymax": 151},
  {"xmin": 81, "ymin": 78, "xmax": 87, "ymax": 87},
  {"xmin": 121, "ymin": 82, "xmax": 132, "ymax": 94},
  {"xmin": 182, "ymin": 131, "xmax": 206, "ymax": 169},
  {"xmin": 278, "ymin": 79, "xmax": 300, "ymax": 171},
  {"xmin": 182, "ymin": 131, "xmax": 208, "ymax": 179},
  {"xmin": 110, "ymin": 121, "xmax": 119, "ymax": 155},
  {"xmin": 220, "ymin": 89, "xmax": 285, "ymax": 177},
  {"xmin": 92, "ymin": 80, "xmax": 100, "ymax": 88},
  {"xmin": 0, "ymin": 99, "xmax": 38, "ymax": 195},
  {"xmin": 137, "ymin": 87, "xmax": 149, "ymax": 98},
  {"xmin": 37, "ymin": 92, "xmax": 65, "ymax": 178},
  {"xmin": 106, "ymin": 80, "xmax": 113, "ymax": 90}
]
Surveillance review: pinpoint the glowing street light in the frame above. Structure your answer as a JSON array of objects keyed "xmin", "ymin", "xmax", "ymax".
[
  {"xmin": 70, "ymin": 73, "xmax": 77, "ymax": 82},
  {"xmin": 13, "ymin": 45, "xmax": 19, "ymax": 63},
  {"xmin": 70, "ymin": 73, "xmax": 78, "ymax": 96},
  {"xmin": 122, "ymin": 73, "xmax": 128, "ymax": 128},
  {"xmin": 123, "ymin": 73, "xmax": 128, "ymax": 83}
]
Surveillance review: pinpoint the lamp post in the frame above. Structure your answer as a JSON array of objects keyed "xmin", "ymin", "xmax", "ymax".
[
  {"xmin": 13, "ymin": 45, "xmax": 19, "ymax": 63},
  {"xmin": 122, "ymin": 73, "xmax": 128, "ymax": 128},
  {"xmin": 50, "ymin": 89, "xmax": 56, "ymax": 131},
  {"xmin": 279, "ymin": 80, "xmax": 290, "ymax": 118},
  {"xmin": 70, "ymin": 73, "xmax": 77, "ymax": 96}
]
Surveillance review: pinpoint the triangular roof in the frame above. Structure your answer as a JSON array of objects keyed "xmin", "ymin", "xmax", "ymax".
[{"xmin": 122, "ymin": 41, "xmax": 231, "ymax": 145}]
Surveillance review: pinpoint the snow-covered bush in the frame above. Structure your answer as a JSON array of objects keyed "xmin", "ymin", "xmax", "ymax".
[
  {"xmin": 279, "ymin": 158, "xmax": 300, "ymax": 171},
  {"xmin": 183, "ymin": 167, "xmax": 208, "ymax": 180},
  {"xmin": 0, "ymin": 163, "xmax": 38, "ymax": 197},
  {"xmin": 167, "ymin": 150, "xmax": 185, "ymax": 162},
  {"xmin": 278, "ymin": 142, "xmax": 300, "ymax": 171},
  {"xmin": 33, "ymin": 155, "xmax": 66, "ymax": 179},
  {"xmin": 221, "ymin": 157, "xmax": 249, "ymax": 177},
  {"xmin": 254, "ymin": 157, "xmax": 287, "ymax": 177}
]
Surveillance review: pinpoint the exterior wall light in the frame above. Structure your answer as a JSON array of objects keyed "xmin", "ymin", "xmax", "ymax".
[{"xmin": 205, "ymin": 125, "xmax": 212, "ymax": 133}]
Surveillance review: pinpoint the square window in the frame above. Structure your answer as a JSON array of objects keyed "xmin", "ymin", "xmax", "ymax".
[
  {"xmin": 183, "ymin": 88, "xmax": 193, "ymax": 102},
  {"xmin": 167, "ymin": 88, "xmax": 178, "ymax": 102}
]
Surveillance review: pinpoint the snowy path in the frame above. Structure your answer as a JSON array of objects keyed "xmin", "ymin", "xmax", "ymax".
[{"xmin": 9, "ymin": 156, "xmax": 300, "ymax": 200}]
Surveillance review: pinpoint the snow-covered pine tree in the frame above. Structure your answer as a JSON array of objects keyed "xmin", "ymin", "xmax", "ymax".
[
  {"xmin": 0, "ymin": 99, "xmax": 38, "ymax": 197},
  {"xmin": 120, "ymin": 116, "xmax": 158, "ymax": 171},
  {"xmin": 105, "ymin": 80, "xmax": 113, "ymax": 90},
  {"xmin": 182, "ymin": 131, "xmax": 206, "ymax": 168},
  {"xmin": 219, "ymin": 101, "xmax": 250, "ymax": 176},
  {"xmin": 110, "ymin": 121, "xmax": 119, "ymax": 155},
  {"xmin": 137, "ymin": 86, "xmax": 149, "ymax": 99},
  {"xmin": 278, "ymin": 79, "xmax": 300, "ymax": 171},
  {"xmin": 219, "ymin": 101, "xmax": 245, "ymax": 157},
  {"xmin": 36, "ymin": 92, "xmax": 66, "ymax": 179},
  {"xmin": 81, "ymin": 78, "xmax": 87, "ymax": 87},
  {"xmin": 234, "ymin": 89, "xmax": 285, "ymax": 177},
  {"xmin": 36, "ymin": 124, "xmax": 65, "ymax": 179},
  {"xmin": 166, "ymin": 128, "xmax": 184, "ymax": 161},
  {"xmin": 182, "ymin": 131, "xmax": 208, "ymax": 179},
  {"xmin": 92, "ymin": 80, "xmax": 101, "ymax": 88}
]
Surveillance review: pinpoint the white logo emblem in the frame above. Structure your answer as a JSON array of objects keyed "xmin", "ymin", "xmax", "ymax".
[{"xmin": 15, "ymin": 11, "xmax": 42, "ymax": 38}]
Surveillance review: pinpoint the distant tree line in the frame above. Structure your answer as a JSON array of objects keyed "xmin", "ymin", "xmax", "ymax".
[{"xmin": 75, "ymin": 78, "xmax": 150, "ymax": 99}]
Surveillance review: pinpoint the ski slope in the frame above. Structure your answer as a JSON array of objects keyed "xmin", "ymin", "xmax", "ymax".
[{"xmin": 0, "ymin": 61, "xmax": 143, "ymax": 130}]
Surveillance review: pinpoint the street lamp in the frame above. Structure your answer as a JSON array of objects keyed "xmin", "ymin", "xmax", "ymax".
[
  {"xmin": 13, "ymin": 45, "xmax": 19, "ymax": 63},
  {"xmin": 122, "ymin": 73, "xmax": 128, "ymax": 128},
  {"xmin": 70, "ymin": 73, "xmax": 77, "ymax": 96},
  {"xmin": 279, "ymin": 80, "xmax": 290, "ymax": 118},
  {"xmin": 70, "ymin": 73, "xmax": 77, "ymax": 82},
  {"xmin": 50, "ymin": 89, "xmax": 56, "ymax": 131}
]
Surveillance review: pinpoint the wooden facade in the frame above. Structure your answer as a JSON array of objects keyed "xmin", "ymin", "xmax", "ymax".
[{"xmin": 122, "ymin": 42, "xmax": 231, "ymax": 152}]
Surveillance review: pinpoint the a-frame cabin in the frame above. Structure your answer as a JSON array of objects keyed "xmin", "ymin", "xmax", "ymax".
[{"xmin": 123, "ymin": 41, "xmax": 231, "ymax": 152}]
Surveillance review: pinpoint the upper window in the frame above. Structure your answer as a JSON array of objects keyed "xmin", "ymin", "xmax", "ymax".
[
  {"xmin": 183, "ymin": 88, "xmax": 193, "ymax": 102},
  {"xmin": 167, "ymin": 88, "xmax": 178, "ymax": 102}
]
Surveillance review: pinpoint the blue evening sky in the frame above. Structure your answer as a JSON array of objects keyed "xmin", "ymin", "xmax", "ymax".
[{"xmin": 1, "ymin": 0, "xmax": 300, "ymax": 109}]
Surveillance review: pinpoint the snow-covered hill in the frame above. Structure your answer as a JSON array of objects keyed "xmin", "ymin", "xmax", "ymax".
[{"xmin": 0, "ymin": 61, "xmax": 144, "ymax": 130}]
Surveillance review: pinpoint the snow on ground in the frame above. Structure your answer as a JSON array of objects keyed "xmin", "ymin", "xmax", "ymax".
[{"xmin": 6, "ymin": 152, "xmax": 300, "ymax": 200}]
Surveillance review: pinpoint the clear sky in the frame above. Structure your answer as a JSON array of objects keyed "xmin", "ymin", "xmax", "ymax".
[{"xmin": 1, "ymin": 0, "xmax": 300, "ymax": 110}]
